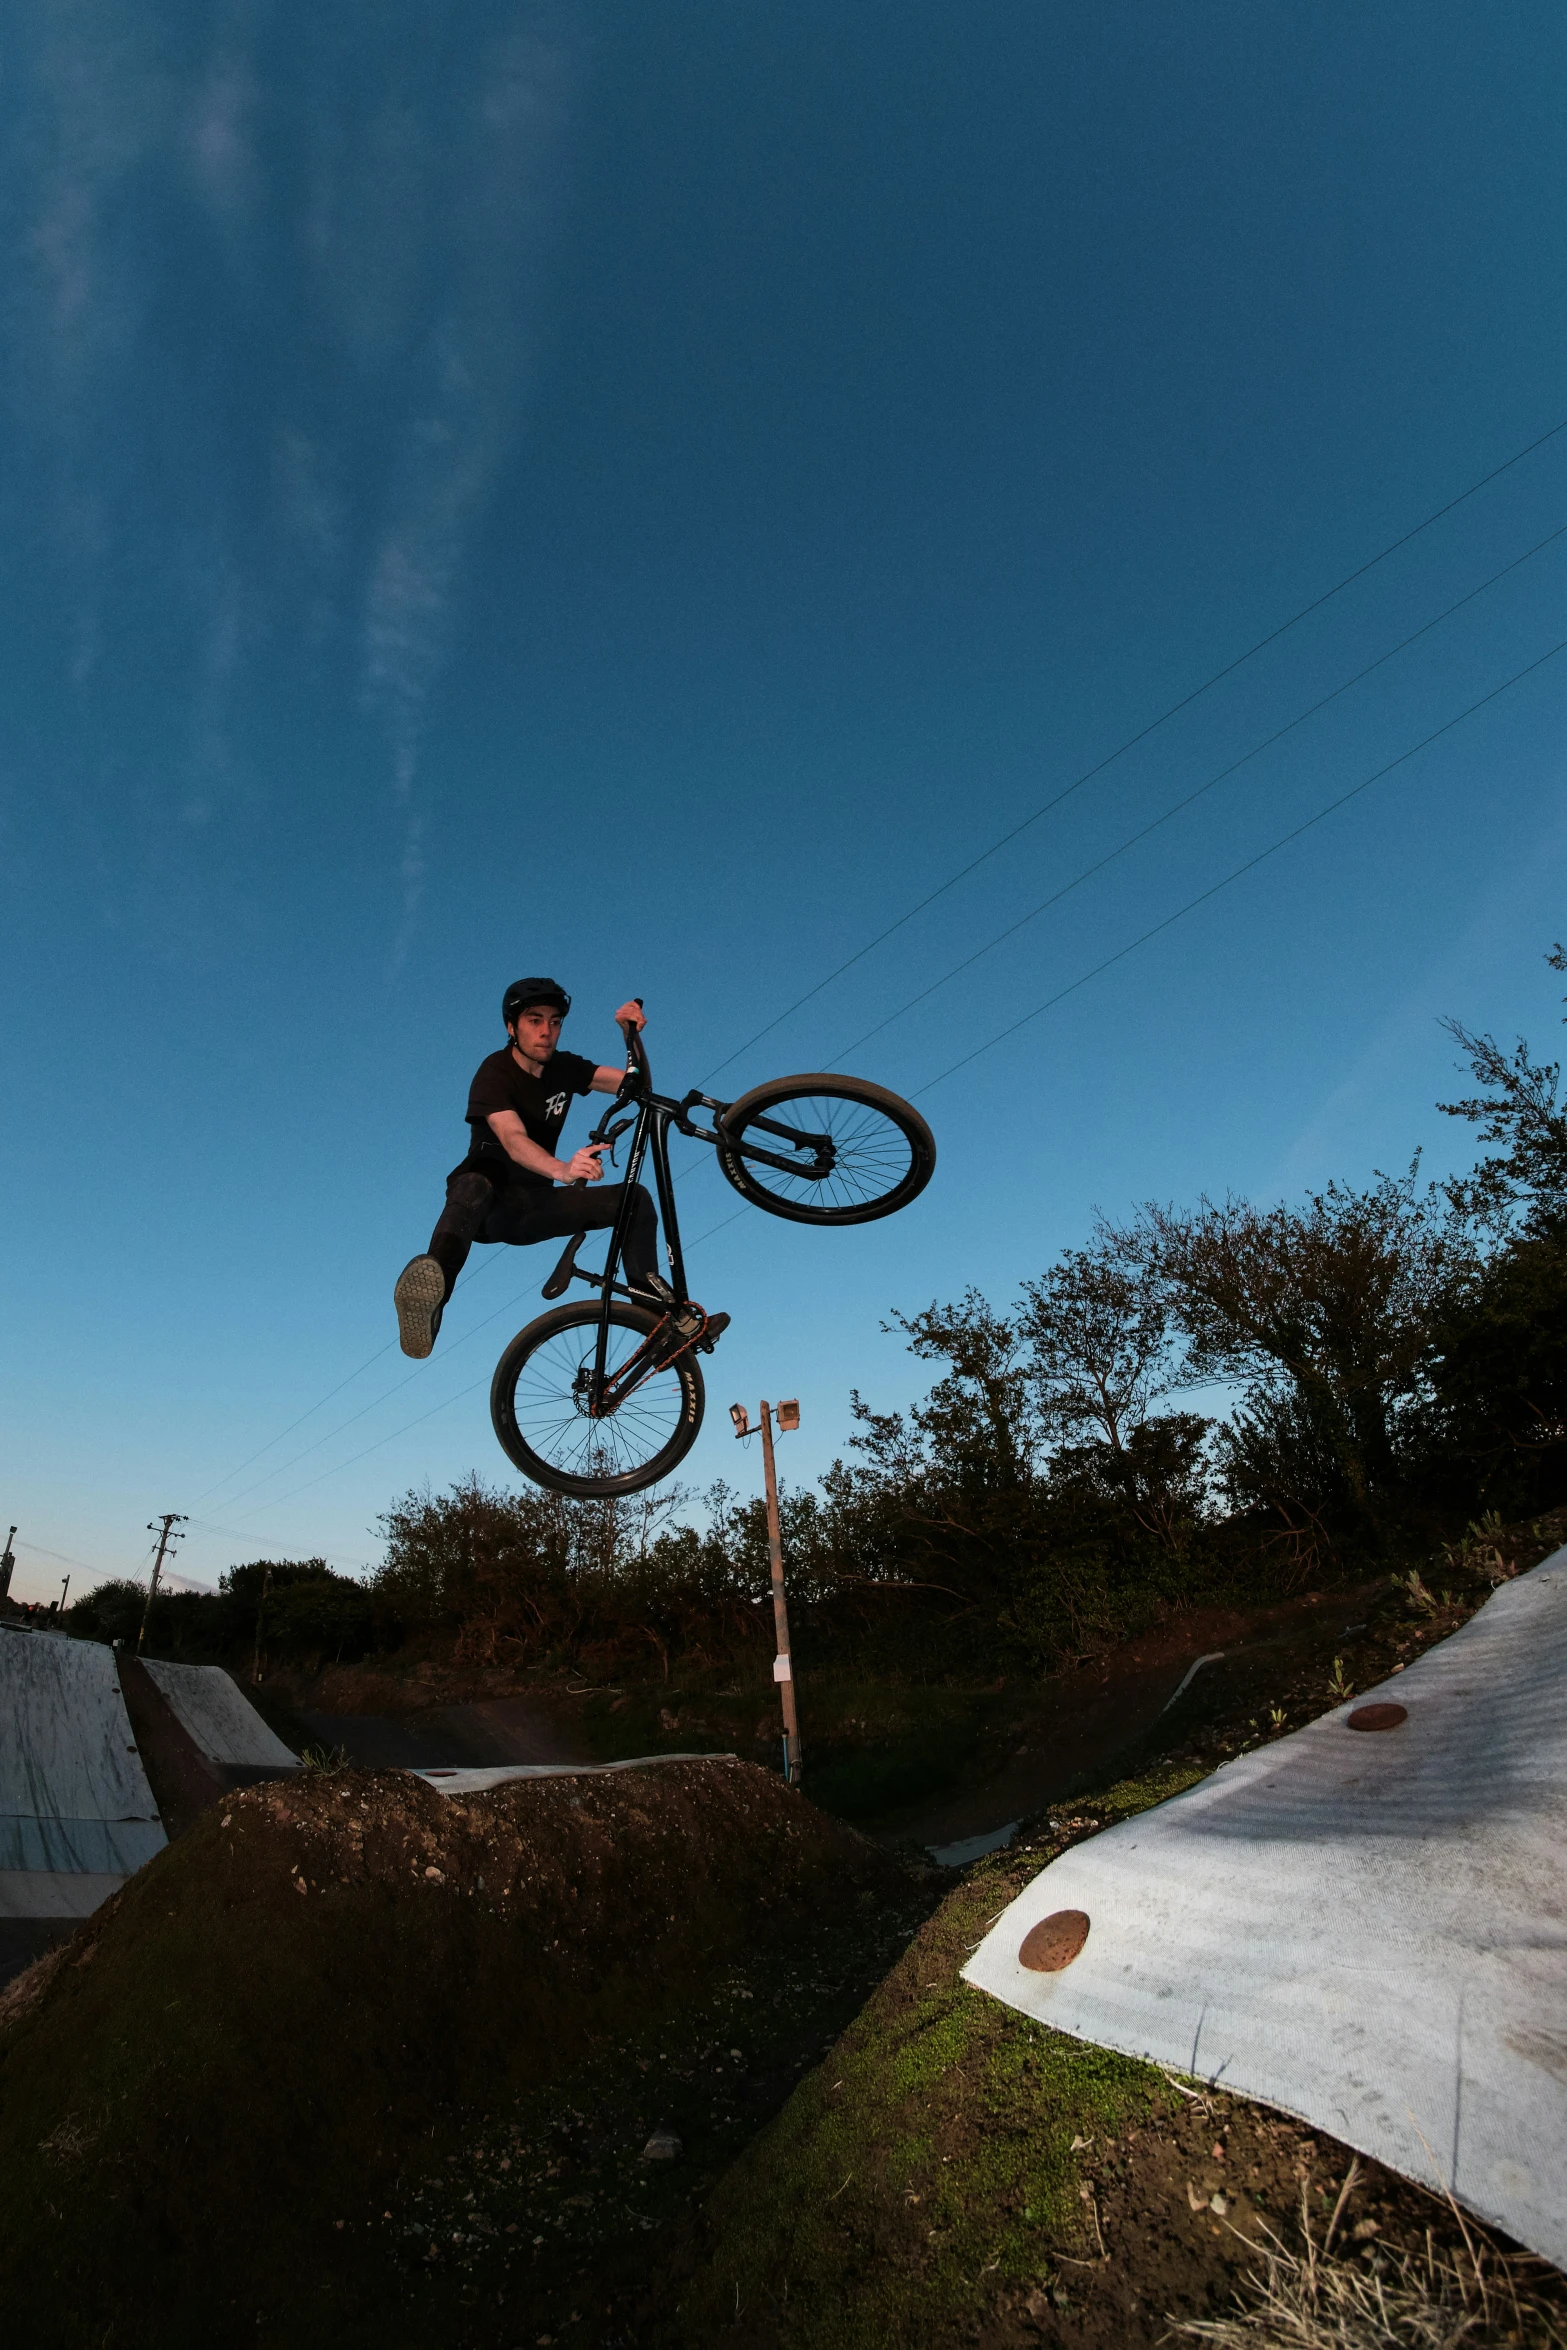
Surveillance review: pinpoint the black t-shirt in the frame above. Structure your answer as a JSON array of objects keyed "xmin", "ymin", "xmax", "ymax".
[{"xmin": 464, "ymin": 1048, "xmax": 598, "ymax": 1187}]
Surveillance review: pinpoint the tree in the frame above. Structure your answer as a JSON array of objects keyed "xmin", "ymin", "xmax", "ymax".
[
  {"xmin": 1018, "ymin": 1236, "xmax": 1178, "ymax": 1455},
  {"xmin": 1439, "ymin": 943, "xmax": 1567, "ymax": 1233},
  {"xmin": 889, "ymin": 1291, "xmax": 1036, "ymax": 1492},
  {"xmin": 1133, "ymin": 1165, "xmax": 1478, "ymax": 1534}
]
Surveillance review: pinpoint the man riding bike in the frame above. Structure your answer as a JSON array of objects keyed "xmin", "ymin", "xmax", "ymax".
[{"xmin": 393, "ymin": 978, "xmax": 728, "ymax": 1361}]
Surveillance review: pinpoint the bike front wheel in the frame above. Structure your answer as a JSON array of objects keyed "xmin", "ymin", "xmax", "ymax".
[
  {"xmin": 490, "ymin": 1301, "xmax": 705, "ymax": 1498},
  {"xmin": 715, "ymin": 1073, "xmax": 935, "ymax": 1225}
]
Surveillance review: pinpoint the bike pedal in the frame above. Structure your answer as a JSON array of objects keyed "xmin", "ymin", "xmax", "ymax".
[{"xmin": 695, "ymin": 1312, "xmax": 731, "ymax": 1354}]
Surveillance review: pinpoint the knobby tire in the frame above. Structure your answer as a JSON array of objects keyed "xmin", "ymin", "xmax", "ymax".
[
  {"xmin": 716, "ymin": 1072, "xmax": 935, "ymax": 1225},
  {"xmin": 491, "ymin": 1300, "xmax": 705, "ymax": 1498}
]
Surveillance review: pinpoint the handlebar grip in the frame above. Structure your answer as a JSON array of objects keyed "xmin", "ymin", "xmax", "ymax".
[{"xmin": 618, "ymin": 997, "xmax": 649, "ymax": 1075}]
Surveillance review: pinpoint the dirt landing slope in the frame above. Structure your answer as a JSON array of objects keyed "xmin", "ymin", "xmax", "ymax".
[
  {"xmin": 670, "ymin": 1799, "xmax": 1567, "ymax": 2350},
  {"xmin": 0, "ymin": 1757, "xmax": 905, "ymax": 2350}
]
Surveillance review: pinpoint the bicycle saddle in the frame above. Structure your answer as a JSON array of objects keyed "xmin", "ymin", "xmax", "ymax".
[{"xmin": 542, "ymin": 1233, "xmax": 586, "ymax": 1300}]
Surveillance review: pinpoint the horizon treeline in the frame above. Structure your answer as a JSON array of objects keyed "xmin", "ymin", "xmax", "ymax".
[{"xmin": 69, "ymin": 952, "xmax": 1567, "ymax": 1681}]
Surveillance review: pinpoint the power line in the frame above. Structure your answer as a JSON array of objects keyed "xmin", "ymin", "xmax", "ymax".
[
  {"xmin": 187, "ymin": 1345, "xmax": 397, "ymax": 1506},
  {"xmin": 911, "ymin": 631, "xmax": 1567, "ymax": 1099},
  {"xmin": 14, "ymin": 1534, "xmax": 154, "ymax": 1582},
  {"xmin": 208, "ymin": 631, "xmax": 1567, "ymax": 1511},
  {"xmin": 180, "ymin": 1514, "xmax": 376, "ymax": 1572},
  {"xmin": 225, "ymin": 1369, "xmax": 496, "ymax": 1521},
  {"xmin": 824, "ymin": 516, "xmax": 1567, "ymax": 1067},
  {"xmin": 174, "ymin": 423, "xmax": 1567, "ymax": 1508},
  {"xmin": 208, "ymin": 1272, "xmax": 537, "ymax": 1512},
  {"xmin": 190, "ymin": 1240, "xmax": 506, "ymax": 1508},
  {"xmin": 686, "ymin": 1204, "xmax": 751, "ymax": 1251},
  {"xmin": 700, "ymin": 409, "xmax": 1567, "ymax": 1085}
]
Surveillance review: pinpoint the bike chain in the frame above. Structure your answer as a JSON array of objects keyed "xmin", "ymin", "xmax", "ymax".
[{"xmin": 594, "ymin": 1310, "xmax": 710, "ymax": 1413}]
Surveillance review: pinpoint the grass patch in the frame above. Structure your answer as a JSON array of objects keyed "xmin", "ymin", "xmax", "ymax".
[{"xmin": 1175, "ymin": 2219, "xmax": 1567, "ymax": 2348}]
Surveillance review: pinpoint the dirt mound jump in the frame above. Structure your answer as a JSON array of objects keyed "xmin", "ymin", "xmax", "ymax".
[{"xmin": 0, "ymin": 1756, "xmax": 903, "ymax": 2350}]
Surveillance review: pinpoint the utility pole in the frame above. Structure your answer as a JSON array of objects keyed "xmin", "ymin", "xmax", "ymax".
[
  {"xmin": 59, "ymin": 1575, "xmax": 70, "ymax": 1614},
  {"xmin": 0, "ymin": 1528, "xmax": 16, "ymax": 1604},
  {"xmin": 730, "ymin": 1397, "xmax": 803, "ymax": 1786},
  {"xmin": 250, "ymin": 1565, "xmax": 272, "ymax": 1687},
  {"xmin": 137, "ymin": 1514, "xmax": 187, "ymax": 1656}
]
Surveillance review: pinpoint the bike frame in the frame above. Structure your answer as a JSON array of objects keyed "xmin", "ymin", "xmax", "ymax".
[{"xmin": 547, "ymin": 1023, "xmax": 836, "ymax": 1412}]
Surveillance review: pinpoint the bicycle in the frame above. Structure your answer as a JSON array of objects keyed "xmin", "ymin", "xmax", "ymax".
[{"xmin": 489, "ymin": 1013, "xmax": 936, "ymax": 1498}]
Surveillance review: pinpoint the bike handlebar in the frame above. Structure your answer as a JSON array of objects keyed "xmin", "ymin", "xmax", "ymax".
[{"xmin": 618, "ymin": 996, "xmax": 650, "ymax": 1086}]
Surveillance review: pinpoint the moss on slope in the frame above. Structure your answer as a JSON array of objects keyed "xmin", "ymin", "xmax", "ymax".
[{"xmin": 668, "ymin": 1774, "xmax": 1212, "ymax": 2349}]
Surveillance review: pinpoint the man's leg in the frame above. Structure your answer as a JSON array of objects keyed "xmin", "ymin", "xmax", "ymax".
[
  {"xmin": 500, "ymin": 1182, "xmax": 659, "ymax": 1285},
  {"xmin": 502, "ymin": 1184, "xmax": 728, "ymax": 1352},
  {"xmin": 430, "ymin": 1170, "xmax": 496, "ymax": 1295},
  {"xmin": 394, "ymin": 1167, "xmax": 496, "ymax": 1358}
]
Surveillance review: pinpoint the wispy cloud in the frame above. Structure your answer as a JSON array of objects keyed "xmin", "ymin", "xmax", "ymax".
[
  {"xmin": 346, "ymin": 23, "xmax": 578, "ymax": 965},
  {"xmin": 5, "ymin": 3, "xmax": 580, "ymax": 944}
]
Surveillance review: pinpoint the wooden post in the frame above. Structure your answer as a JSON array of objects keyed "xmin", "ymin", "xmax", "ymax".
[
  {"xmin": 758, "ymin": 1401, "xmax": 802, "ymax": 1786},
  {"xmin": 250, "ymin": 1564, "xmax": 272, "ymax": 1687}
]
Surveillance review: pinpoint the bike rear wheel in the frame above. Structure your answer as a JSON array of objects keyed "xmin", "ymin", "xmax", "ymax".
[
  {"xmin": 490, "ymin": 1301, "xmax": 704, "ymax": 1498},
  {"xmin": 715, "ymin": 1073, "xmax": 935, "ymax": 1225}
]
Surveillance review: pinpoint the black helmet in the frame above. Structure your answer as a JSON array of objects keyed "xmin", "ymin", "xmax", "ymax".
[{"xmin": 502, "ymin": 976, "xmax": 571, "ymax": 1027}]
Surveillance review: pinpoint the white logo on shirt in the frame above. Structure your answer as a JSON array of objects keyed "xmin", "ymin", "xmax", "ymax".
[{"xmin": 546, "ymin": 1091, "xmax": 568, "ymax": 1119}]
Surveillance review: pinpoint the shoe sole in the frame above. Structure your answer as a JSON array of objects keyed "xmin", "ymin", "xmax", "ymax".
[{"xmin": 394, "ymin": 1257, "xmax": 446, "ymax": 1358}]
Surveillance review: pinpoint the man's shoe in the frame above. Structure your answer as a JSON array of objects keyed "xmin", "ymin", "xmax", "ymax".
[
  {"xmin": 695, "ymin": 1313, "xmax": 730, "ymax": 1354},
  {"xmin": 644, "ymin": 1273, "xmax": 705, "ymax": 1340},
  {"xmin": 394, "ymin": 1256, "xmax": 446, "ymax": 1359}
]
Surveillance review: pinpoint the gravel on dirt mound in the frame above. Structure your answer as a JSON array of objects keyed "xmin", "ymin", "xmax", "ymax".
[{"xmin": 0, "ymin": 1756, "xmax": 906, "ymax": 2350}]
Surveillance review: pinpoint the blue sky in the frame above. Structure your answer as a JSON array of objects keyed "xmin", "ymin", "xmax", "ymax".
[{"xmin": 3, "ymin": 1, "xmax": 1566, "ymax": 1600}]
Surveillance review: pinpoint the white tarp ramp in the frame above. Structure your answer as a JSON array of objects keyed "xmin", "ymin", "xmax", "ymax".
[
  {"xmin": 963, "ymin": 1549, "xmax": 1567, "ymax": 2271},
  {"xmin": 141, "ymin": 1659, "xmax": 298, "ymax": 1769},
  {"xmin": 0, "ymin": 1626, "xmax": 166, "ymax": 1919}
]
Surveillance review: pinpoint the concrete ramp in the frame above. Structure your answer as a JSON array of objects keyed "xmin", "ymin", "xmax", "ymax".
[
  {"xmin": 114, "ymin": 1656, "xmax": 298, "ymax": 1840},
  {"xmin": 141, "ymin": 1660, "xmax": 299, "ymax": 1771},
  {"xmin": 0, "ymin": 1626, "xmax": 166, "ymax": 1967},
  {"xmin": 963, "ymin": 1549, "xmax": 1567, "ymax": 2272},
  {"xmin": 0, "ymin": 1625, "xmax": 165, "ymax": 1880}
]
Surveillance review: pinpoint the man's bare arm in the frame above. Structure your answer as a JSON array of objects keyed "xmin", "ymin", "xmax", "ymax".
[{"xmin": 485, "ymin": 1110, "xmax": 604, "ymax": 1184}]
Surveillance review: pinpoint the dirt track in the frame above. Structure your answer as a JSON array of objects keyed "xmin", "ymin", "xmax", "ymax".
[{"xmin": 0, "ymin": 1755, "xmax": 916, "ymax": 2350}]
